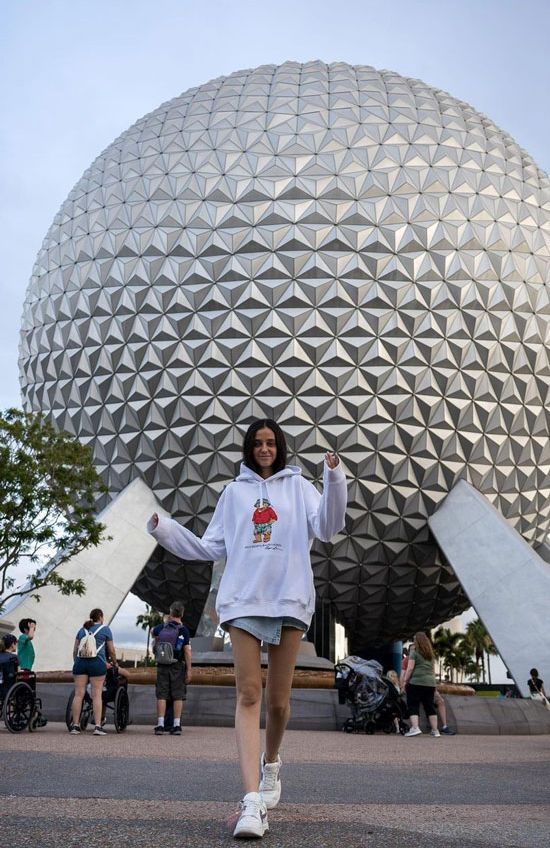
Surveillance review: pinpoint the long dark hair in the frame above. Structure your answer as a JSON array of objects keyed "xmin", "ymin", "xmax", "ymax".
[
  {"xmin": 414, "ymin": 631, "xmax": 434, "ymax": 661},
  {"xmin": 242, "ymin": 419, "xmax": 287, "ymax": 476},
  {"xmin": 83, "ymin": 608, "xmax": 103, "ymax": 629}
]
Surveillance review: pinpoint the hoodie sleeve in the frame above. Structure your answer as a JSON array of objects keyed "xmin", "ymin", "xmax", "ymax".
[
  {"xmin": 147, "ymin": 490, "xmax": 227, "ymax": 561},
  {"xmin": 302, "ymin": 462, "xmax": 347, "ymax": 542}
]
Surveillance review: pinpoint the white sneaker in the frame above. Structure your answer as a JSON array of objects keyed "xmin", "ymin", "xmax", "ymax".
[
  {"xmin": 93, "ymin": 725, "xmax": 107, "ymax": 736},
  {"xmin": 430, "ymin": 729, "xmax": 441, "ymax": 737},
  {"xmin": 233, "ymin": 792, "xmax": 269, "ymax": 839},
  {"xmin": 404, "ymin": 726, "xmax": 422, "ymax": 737},
  {"xmin": 259, "ymin": 753, "xmax": 282, "ymax": 809}
]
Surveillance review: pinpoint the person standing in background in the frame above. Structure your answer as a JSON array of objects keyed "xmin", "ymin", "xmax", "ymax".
[
  {"xmin": 402, "ymin": 631, "xmax": 440, "ymax": 738},
  {"xmin": 151, "ymin": 601, "xmax": 192, "ymax": 736},
  {"xmin": 70, "ymin": 608, "xmax": 117, "ymax": 736},
  {"xmin": 434, "ymin": 689, "xmax": 456, "ymax": 735},
  {"xmin": 17, "ymin": 618, "xmax": 37, "ymax": 670}
]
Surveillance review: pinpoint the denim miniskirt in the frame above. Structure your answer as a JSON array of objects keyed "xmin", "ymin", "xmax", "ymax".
[{"xmin": 225, "ymin": 616, "xmax": 307, "ymax": 645}]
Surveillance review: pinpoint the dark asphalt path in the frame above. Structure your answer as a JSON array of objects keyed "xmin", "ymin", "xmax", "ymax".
[
  {"xmin": 3, "ymin": 750, "xmax": 550, "ymax": 806},
  {"xmin": 0, "ymin": 816, "xmax": 506, "ymax": 848},
  {"xmin": 2, "ymin": 727, "xmax": 550, "ymax": 847}
]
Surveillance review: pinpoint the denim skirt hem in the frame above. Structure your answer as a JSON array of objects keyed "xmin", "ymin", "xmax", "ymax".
[{"xmin": 225, "ymin": 615, "xmax": 307, "ymax": 645}]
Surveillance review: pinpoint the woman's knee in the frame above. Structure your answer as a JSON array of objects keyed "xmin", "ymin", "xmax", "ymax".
[
  {"xmin": 265, "ymin": 697, "xmax": 290, "ymax": 721},
  {"xmin": 236, "ymin": 681, "xmax": 262, "ymax": 708}
]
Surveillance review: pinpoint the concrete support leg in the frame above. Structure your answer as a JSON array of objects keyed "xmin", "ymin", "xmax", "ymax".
[
  {"xmin": 0, "ymin": 478, "xmax": 167, "ymax": 672},
  {"xmin": 428, "ymin": 479, "xmax": 550, "ymax": 698}
]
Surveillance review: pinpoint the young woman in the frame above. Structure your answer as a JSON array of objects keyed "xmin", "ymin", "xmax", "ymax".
[
  {"xmin": 70, "ymin": 608, "xmax": 117, "ymax": 736},
  {"xmin": 402, "ymin": 631, "xmax": 440, "ymax": 738},
  {"xmin": 527, "ymin": 668, "xmax": 548, "ymax": 701},
  {"xmin": 148, "ymin": 418, "xmax": 347, "ymax": 838}
]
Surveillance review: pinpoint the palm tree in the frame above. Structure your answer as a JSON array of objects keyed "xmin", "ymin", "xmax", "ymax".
[
  {"xmin": 432, "ymin": 627, "xmax": 464, "ymax": 683},
  {"xmin": 136, "ymin": 604, "xmax": 163, "ymax": 664},
  {"xmin": 464, "ymin": 618, "xmax": 496, "ymax": 684},
  {"xmin": 484, "ymin": 628, "xmax": 498, "ymax": 685},
  {"xmin": 462, "ymin": 657, "xmax": 480, "ymax": 683},
  {"xmin": 454, "ymin": 641, "xmax": 478, "ymax": 683}
]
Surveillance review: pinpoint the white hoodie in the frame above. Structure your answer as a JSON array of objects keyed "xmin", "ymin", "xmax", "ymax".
[{"xmin": 148, "ymin": 462, "xmax": 347, "ymax": 627}]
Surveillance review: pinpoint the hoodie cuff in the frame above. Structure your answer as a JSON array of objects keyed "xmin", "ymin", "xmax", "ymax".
[
  {"xmin": 323, "ymin": 461, "xmax": 346, "ymax": 483},
  {"xmin": 147, "ymin": 514, "xmax": 161, "ymax": 535}
]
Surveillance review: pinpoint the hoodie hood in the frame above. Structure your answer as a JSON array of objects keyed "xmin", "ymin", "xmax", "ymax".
[{"xmin": 235, "ymin": 463, "xmax": 302, "ymax": 483}]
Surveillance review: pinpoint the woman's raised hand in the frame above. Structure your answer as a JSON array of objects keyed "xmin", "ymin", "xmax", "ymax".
[{"xmin": 324, "ymin": 452, "xmax": 339, "ymax": 469}]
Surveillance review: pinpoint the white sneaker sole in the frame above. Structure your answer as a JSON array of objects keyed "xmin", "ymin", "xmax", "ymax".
[{"xmin": 233, "ymin": 819, "xmax": 269, "ymax": 839}]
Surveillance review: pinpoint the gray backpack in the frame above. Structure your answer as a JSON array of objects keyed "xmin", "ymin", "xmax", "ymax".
[{"xmin": 154, "ymin": 621, "xmax": 181, "ymax": 665}]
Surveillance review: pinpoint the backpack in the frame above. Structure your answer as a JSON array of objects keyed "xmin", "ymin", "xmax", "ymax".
[
  {"xmin": 77, "ymin": 624, "xmax": 106, "ymax": 658},
  {"xmin": 154, "ymin": 621, "xmax": 184, "ymax": 665}
]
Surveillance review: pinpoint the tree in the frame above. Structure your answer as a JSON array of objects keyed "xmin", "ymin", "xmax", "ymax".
[
  {"xmin": 0, "ymin": 408, "xmax": 107, "ymax": 615},
  {"xmin": 464, "ymin": 618, "xmax": 486, "ymax": 680},
  {"xmin": 453, "ymin": 641, "xmax": 478, "ymax": 683},
  {"xmin": 432, "ymin": 627, "xmax": 465, "ymax": 682},
  {"xmin": 486, "ymin": 639, "xmax": 498, "ymax": 685},
  {"xmin": 462, "ymin": 657, "xmax": 480, "ymax": 683},
  {"xmin": 136, "ymin": 604, "xmax": 163, "ymax": 664},
  {"xmin": 464, "ymin": 618, "xmax": 497, "ymax": 684}
]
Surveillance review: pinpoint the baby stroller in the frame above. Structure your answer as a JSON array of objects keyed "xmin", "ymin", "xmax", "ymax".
[{"xmin": 335, "ymin": 656, "xmax": 409, "ymax": 735}]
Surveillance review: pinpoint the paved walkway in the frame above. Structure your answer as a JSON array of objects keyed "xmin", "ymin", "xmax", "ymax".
[{"xmin": 1, "ymin": 723, "xmax": 549, "ymax": 847}]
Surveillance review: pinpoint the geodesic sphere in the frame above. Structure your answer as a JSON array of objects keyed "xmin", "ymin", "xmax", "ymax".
[{"xmin": 20, "ymin": 61, "xmax": 550, "ymax": 647}]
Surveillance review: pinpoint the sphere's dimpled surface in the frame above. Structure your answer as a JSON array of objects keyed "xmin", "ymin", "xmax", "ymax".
[{"xmin": 20, "ymin": 61, "xmax": 550, "ymax": 646}]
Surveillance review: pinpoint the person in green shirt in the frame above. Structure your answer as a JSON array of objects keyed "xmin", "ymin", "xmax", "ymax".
[
  {"xmin": 17, "ymin": 618, "xmax": 36, "ymax": 670},
  {"xmin": 402, "ymin": 631, "xmax": 440, "ymax": 737}
]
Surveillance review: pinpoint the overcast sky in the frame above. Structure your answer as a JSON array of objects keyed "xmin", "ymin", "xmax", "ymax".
[{"xmin": 1, "ymin": 0, "xmax": 549, "ymax": 664}]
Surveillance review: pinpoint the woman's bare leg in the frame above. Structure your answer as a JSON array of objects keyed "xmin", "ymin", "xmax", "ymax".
[
  {"xmin": 90, "ymin": 676, "xmax": 105, "ymax": 728},
  {"xmin": 71, "ymin": 675, "xmax": 88, "ymax": 726},
  {"xmin": 264, "ymin": 628, "xmax": 303, "ymax": 762},
  {"xmin": 228, "ymin": 626, "xmax": 263, "ymax": 794}
]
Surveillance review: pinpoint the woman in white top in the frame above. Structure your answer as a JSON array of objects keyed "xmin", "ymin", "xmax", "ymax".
[{"xmin": 149, "ymin": 418, "xmax": 347, "ymax": 838}]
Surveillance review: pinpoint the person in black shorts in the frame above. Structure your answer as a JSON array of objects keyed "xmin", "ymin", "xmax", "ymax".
[{"xmin": 151, "ymin": 601, "xmax": 192, "ymax": 735}]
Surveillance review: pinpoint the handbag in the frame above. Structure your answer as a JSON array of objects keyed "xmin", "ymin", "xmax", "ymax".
[{"xmin": 531, "ymin": 691, "xmax": 550, "ymax": 710}]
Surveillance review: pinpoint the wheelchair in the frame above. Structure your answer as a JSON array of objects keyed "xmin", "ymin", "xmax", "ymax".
[
  {"xmin": 0, "ymin": 664, "xmax": 44, "ymax": 733},
  {"xmin": 65, "ymin": 665, "xmax": 130, "ymax": 733}
]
